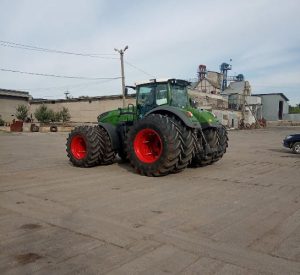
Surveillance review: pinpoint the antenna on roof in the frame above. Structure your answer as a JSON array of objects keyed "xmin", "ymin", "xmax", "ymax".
[{"xmin": 64, "ymin": 91, "xmax": 70, "ymax": 99}]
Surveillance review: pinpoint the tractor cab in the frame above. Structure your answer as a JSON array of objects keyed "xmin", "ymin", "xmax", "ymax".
[{"xmin": 136, "ymin": 79, "xmax": 190, "ymax": 117}]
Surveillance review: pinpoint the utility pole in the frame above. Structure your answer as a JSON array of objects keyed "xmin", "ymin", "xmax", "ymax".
[{"xmin": 114, "ymin": 45, "xmax": 128, "ymax": 108}]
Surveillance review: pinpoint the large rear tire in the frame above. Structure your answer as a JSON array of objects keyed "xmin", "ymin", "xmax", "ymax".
[
  {"xmin": 66, "ymin": 125, "xmax": 101, "ymax": 167},
  {"xmin": 171, "ymin": 118, "xmax": 195, "ymax": 173},
  {"xmin": 211, "ymin": 125, "xmax": 228, "ymax": 163},
  {"xmin": 191, "ymin": 126, "xmax": 228, "ymax": 167},
  {"xmin": 126, "ymin": 114, "xmax": 181, "ymax": 176},
  {"xmin": 98, "ymin": 127, "xmax": 116, "ymax": 164}
]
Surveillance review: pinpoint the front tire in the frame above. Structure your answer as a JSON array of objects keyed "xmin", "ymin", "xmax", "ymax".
[{"xmin": 126, "ymin": 114, "xmax": 181, "ymax": 176}]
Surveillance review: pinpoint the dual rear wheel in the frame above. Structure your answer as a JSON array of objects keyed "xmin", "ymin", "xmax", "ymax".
[{"xmin": 66, "ymin": 125, "xmax": 115, "ymax": 167}]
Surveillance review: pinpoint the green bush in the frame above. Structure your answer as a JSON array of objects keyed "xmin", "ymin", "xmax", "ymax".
[
  {"xmin": 34, "ymin": 105, "xmax": 52, "ymax": 123},
  {"xmin": 60, "ymin": 107, "xmax": 71, "ymax": 122},
  {"xmin": 16, "ymin": 104, "xmax": 29, "ymax": 121},
  {"xmin": 54, "ymin": 111, "xmax": 62, "ymax": 122},
  {"xmin": 34, "ymin": 105, "xmax": 71, "ymax": 123},
  {"xmin": 289, "ymin": 105, "xmax": 300, "ymax": 114}
]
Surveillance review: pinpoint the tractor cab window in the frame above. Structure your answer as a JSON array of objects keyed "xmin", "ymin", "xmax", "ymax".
[
  {"xmin": 155, "ymin": 84, "xmax": 168, "ymax": 106},
  {"xmin": 137, "ymin": 83, "xmax": 168, "ymax": 117},
  {"xmin": 170, "ymin": 84, "xmax": 188, "ymax": 108},
  {"xmin": 137, "ymin": 85, "xmax": 155, "ymax": 106}
]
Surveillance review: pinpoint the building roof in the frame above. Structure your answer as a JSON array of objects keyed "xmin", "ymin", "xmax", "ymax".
[
  {"xmin": 0, "ymin": 88, "xmax": 30, "ymax": 98},
  {"xmin": 253, "ymin": 93, "xmax": 289, "ymax": 102},
  {"xmin": 135, "ymin": 78, "xmax": 190, "ymax": 86}
]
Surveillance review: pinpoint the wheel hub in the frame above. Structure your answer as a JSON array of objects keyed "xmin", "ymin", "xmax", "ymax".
[
  {"xmin": 133, "ymin": 128, "xmax": 162, "ymax": 163},
  {"xmin": 71, "ymin": 135, "xmax": 87, "ymax": 159}
]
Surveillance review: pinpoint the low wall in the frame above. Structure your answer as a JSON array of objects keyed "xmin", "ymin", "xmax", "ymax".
[
  {"xmin": 30, "ymin": 97, "xmax": 135, "ymax": 123},
  {"xmin": 212, "ymin": 109, "xmax": 242, "ymax": 128},
  {"xmin": 283, "ymin": 113, "xmax": 300, "ymax": 121},
  {"xmin": 267, "ymin": 120, "xmax": 300, "ymax": 127}
]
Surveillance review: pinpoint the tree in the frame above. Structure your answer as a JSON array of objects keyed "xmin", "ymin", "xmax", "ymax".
[
  {"xmin": 289, "ymin": 104, "xmax": 300, "ymax": 114},
  {"xmin": 34, "ymin": 104, "xmax": 52, "ymax": 123},
  {"xmin": 16, "ymin": 104, "xmax": 29, "ymax": 121},
  {"xmin": 60, "ymin": 107, "xmax": 71, "ymax": 122},
  {"xmin": 34, "ymin": 105, "xmax": 71, "ymax": 123},
  {"xmin": 54, "ymin": 111, "xmax": 62, "ymax": 122}
]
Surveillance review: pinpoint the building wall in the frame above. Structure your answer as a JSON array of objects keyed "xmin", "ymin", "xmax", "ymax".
[
  {"xmin": 0, "ymin": 97, "xmax": 29, "ymax": 122},
  {"xmin": 30, "ymin": 98, "xmax": 135, "ymax": 123},
  {"xmin": 188, "ymin": 90, "xmax": 228, "ymax": 109},
  {"xmin": 283, "ymin": 113, "xmax": 300, "ymax": 121},
  {"xmin": 195, "ymin": 71, "xmax": 222, "ymax": 94},
  {"xmin": 212, "ymin": 109, "xmax": 242, "ymax": 128},
  {"xmin": 260, "ymin": 95, "xmax": 289, "ymax": 121},
  {"xmin": 223, "ymin": 81, "xmax": 251, "ymax": 96}
]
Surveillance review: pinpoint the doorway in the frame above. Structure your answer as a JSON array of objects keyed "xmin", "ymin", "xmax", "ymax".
[{"xmin": 278, "ymin": 101, "xmax": 283, "ymax": 120}]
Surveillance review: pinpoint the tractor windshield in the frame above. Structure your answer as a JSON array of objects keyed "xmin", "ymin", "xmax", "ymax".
[{"xmin": 170, "ymin": 84, "xmax": 188, "ymax": 108}]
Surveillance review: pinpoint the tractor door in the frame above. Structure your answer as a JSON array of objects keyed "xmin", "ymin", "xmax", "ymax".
[{"xmin": 137, "ymin": 83, "xmax": 168, "ymax": 118}]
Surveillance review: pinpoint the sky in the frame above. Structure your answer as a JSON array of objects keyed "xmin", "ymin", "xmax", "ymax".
[{"xmin": 0, "ymin": 0, "xmax": 299, "ymax": 105}]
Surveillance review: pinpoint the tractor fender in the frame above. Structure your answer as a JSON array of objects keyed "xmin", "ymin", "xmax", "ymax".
[
  {"xmin": 98, "ymin": 122, "xmax": 120, "ymax": 150},
  {"xmin": 146, "ymin": 106, "xmax": 201, "ymax": 129},
  {"xmin": 201, "ymin": 122, "xmax": 219, "ymax": 130}
]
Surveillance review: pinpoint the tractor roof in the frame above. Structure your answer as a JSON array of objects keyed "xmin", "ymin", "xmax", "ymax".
[{"xmin": 135, "ymin": 78, "xmax": 190, "ymax": 86}]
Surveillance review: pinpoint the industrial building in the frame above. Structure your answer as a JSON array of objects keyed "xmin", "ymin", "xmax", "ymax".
[
  {"xmin": 253, "ymin": 93, "xmax": 289, "ymax": 121},
  {"xmin": 188, "ymin": 63, "xmax": 262, "ymax": 127}
]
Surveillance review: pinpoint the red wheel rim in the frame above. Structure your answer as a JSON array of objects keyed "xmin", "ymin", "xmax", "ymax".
[
  {"xmin": 133, "ymin": 128, "xmax": 162, "ymax": 163},
  {"xmin": 70, "ymin": 135, "xmax": 87, "ymax": 159}
]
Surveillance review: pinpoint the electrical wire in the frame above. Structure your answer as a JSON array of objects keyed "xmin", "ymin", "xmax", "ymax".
[
  {"xmin": 0, "ymin": 68, "xmax": 121, "ymax": 80},
  {"xmin": 0, "ymin": 40, "xmax": 118, "ymax": 59},
  {"xmin": 125, "ymin": 60, "xmax": 155, "ymax": 78}
]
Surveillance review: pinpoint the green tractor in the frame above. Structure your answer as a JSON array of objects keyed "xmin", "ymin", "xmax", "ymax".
[{"xmin": 66, "ymin": 78, "xmax": 228, "ymax": 176}]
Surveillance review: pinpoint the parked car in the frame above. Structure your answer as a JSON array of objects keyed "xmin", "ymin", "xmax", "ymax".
[{"xmin": 283, "ymin": 134, "xmax": 300, "ymax": 154}]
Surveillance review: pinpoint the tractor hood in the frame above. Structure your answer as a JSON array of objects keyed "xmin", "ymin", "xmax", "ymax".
[{"xmin": 187, "ymin": 107, "xmax": 219, "ymax": 128}]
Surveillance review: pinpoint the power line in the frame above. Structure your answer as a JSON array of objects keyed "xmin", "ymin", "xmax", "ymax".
[
  {"xmin": 0, "ymin": 68, "xmax": 121, "ymax": 80},
  {"xmin": 125, "ymin": 60, "xmax": 155, "ymax": 78},
  {"xmin": 0, "ymin": 40, "xmax": 118, "ymax": 59}
]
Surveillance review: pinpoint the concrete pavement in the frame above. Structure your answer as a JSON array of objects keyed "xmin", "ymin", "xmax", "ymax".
[{"xmin": 0, "ymin": 127, "xmax": 300, "ymax": 274}]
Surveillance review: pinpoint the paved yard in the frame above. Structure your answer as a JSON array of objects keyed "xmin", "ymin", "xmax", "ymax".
[{"xmin": 0, "ymin": 127, "xmax": 300, "ymax": 274}]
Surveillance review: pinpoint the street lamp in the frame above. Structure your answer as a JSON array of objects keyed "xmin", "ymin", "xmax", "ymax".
[{"xmin": 114, "ymin": 46, "xmax": 128, "ymax": 108}]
